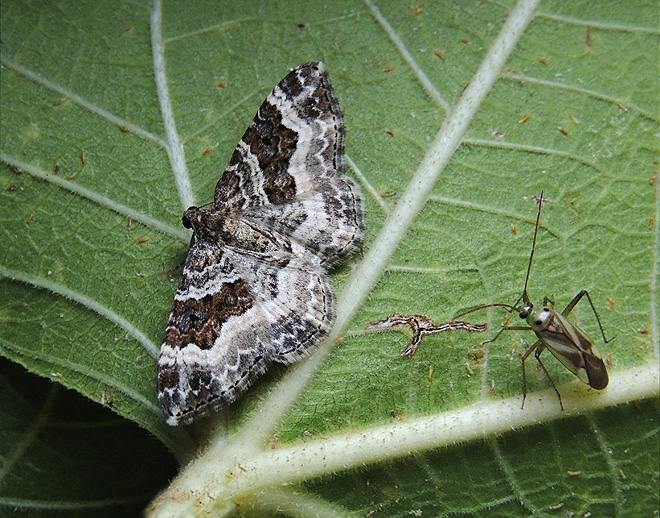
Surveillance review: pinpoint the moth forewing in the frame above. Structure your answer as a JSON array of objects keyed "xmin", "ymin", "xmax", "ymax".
[{"xmin": 533, "ymin": 309, "xmax": 609, "ymax": 390}]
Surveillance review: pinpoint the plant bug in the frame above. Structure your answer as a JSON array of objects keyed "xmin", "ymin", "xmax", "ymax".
[{"xmin": 455, "ymin": 192, "xmax": 612, "ymax": 409}]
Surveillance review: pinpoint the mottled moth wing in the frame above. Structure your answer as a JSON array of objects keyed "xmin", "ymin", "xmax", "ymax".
[
  {"xmin": 157, "ymin": 241, "xmax": 334, "ymax": 426},
  {"xmin": 214, "ymin": 62, "xmax": 363, "ymax": 263},
  {"xmin": 158, "ymin": 62, "xmax": 364, "ymax": 426}
]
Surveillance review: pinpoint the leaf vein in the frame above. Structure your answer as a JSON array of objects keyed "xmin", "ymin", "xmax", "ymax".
[
  {"xmin": 0, "ymin": 58, "xmax": 167, "ymax": 147},
  {"xmin": 150, "ymin": 0, "xmax": 195, "ymax": 211},
  {"xmin": 363, "ymin": 0, "xmax": 450, "ymax": 112},
  {"xmin": 500, "ymin": 72, "xmax": 658, "ymax": 121},
  {"xmin": 346, "ymin": 154, "xmax": 390, "ymax": 214},
  {"xmin": 0, "ymin": 154, "xmax": 189, "ymax": 241},
  {"xmin": 536, "ymin": 11, "xmax": 659, "ymax": 34},
  {"xmin": 0, "ymin": 265, "xmax": 160, "ymax": 359}
]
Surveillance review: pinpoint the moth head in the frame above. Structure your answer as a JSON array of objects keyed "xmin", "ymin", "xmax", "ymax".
[
  {"xmin": 527, "ymin": 305, "xmax": 553, "ymax": 331},
  {"xmin": 182, "ymin": 206, "xmax": 200, "ymax": 229}
]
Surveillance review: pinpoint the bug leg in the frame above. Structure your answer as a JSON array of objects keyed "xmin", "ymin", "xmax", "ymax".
[
  {"xmin": 520, "ymin": 339, "xmax": 540, "ymax": 409},
  {"xmin": 533, "ymin": 345, "xmax": 564, "ymax": 411},
  {"xmin": 483, "ymin": 326, "xmax": 505, "ymax": 345},
  {"xmin": 483, "ymin": 325, "xmax": 531, "ymax": 345},
  {"xmin": 561, "ymin": 290, "xmax": 585, "ymax": 315},
  {"xmin": 561, "ymin": 290, "xmax": 613, "ymax": 344}
]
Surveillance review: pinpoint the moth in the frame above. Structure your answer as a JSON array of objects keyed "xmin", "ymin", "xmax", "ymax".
[
  {"xmin": 157, "ymin": 62, "xmax": 365, "ymax": 425},
  {"xmin": 456, "ymin": 192, "xmax": 612, "ymax": 408}
]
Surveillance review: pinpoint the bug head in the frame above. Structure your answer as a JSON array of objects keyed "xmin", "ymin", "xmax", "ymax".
[
  {"xmin": 519, "ymin": 301, "xmax": 533, "ymax": 319},
  {"xmin": 525, "ymin": 304, "xmax": 554, "ymax": 332}
]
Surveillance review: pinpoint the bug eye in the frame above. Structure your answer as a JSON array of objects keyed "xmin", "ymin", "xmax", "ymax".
[
  {"xmin": 520, "ymin": 303, "xmax": 533, "ymax": 319},
  {"xmin": 182, "ymin": 215, "xmax": 192, "ymax": 229}
]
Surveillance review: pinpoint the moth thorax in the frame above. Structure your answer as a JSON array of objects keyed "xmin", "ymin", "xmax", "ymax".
[{"xmin": 527, "ymin": 306, "xmax": 553, "ymax": 331}]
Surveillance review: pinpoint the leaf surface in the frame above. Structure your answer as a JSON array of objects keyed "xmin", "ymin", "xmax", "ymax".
[{"xmin": 0, "ymin": 0, "xmax": 657, "ymax": 516}]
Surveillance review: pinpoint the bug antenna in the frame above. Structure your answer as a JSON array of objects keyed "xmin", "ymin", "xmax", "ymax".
[
  {"xmin": 522, "ymin": 190, "xmax": 544, "ymax": 297},
  {"xmin": 453, "ymin": 303, "xmax": 516, "ymax": 321}
]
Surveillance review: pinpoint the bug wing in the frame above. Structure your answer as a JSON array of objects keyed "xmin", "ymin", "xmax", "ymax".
[
  {"xmin": 543, "ymin": 312, "xmax": 609, "ymax": 389},
  {"xmin": 582, "ymin": 352, "xmax": 609, "ymax": 389}
]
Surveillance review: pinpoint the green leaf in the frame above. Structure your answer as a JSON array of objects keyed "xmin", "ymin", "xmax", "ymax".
[
  {"xmin": 1, "ymin": 0, "xmax": 657, "ymax": 517},
  {"xmin": 0, "ymin": 357, "xmax": 177, "ymax": 516}
]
